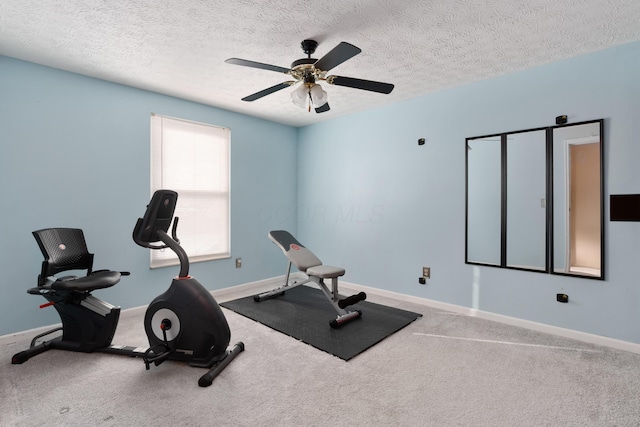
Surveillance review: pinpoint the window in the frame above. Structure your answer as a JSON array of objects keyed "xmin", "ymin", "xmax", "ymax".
[{"xmin": 150, "ymin": 114, "xmax": 230, "ymax": 268}]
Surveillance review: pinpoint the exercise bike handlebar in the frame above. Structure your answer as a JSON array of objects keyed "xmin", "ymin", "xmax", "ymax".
[
  {"xmin": 156, "ymin": 228, "xmax": 189, "ymax": 278},
  {"xmin": 132, "ymin": 216, "xmax": 180, "ymax": 250}
]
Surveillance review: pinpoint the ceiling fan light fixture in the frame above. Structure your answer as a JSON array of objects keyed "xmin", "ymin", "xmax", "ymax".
[
  {"xmin": 309, "ymin": 84, "xmax": 327, "ymax": 108},
  {"xmin": 291, "ymin": 83, "xmax": 308, "ymax": 108}
]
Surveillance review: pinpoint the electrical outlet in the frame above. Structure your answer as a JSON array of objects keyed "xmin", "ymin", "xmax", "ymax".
[
  {"xmin": 235, "ymin": 258, "xmax": 242, "ymax": 268},
  {"xmin": 422, "ymin": 267, "xmax": 430, "ymax": 278}
]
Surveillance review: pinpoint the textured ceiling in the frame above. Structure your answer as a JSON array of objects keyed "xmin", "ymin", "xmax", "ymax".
[{"xmin": 1, "ymin": 0, "xmax": 639, "ymax": 127}]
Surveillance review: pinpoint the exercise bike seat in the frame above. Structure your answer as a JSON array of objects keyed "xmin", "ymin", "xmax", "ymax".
[
  {"xmin": 47, "ymin": 270, "xmax": 121, "ymax": 292},
  {"xmin": 31, "ymin": 228, "xmax": 121, "ymax": 292}
]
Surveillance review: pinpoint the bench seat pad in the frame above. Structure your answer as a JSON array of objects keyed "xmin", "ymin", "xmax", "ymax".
[{"xmin": 306, "ymin": 265, "xmax": 345, "ymax": 278}]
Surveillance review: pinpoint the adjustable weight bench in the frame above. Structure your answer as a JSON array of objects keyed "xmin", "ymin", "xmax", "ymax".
[{"xmin": 255, "ymin": 230, "xmax": 366, "ymax": 328}]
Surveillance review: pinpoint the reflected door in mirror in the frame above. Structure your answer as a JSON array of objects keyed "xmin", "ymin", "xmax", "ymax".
[{"xmin": 552, "ymin": 121, "xmax": 603, "ymax": 278}]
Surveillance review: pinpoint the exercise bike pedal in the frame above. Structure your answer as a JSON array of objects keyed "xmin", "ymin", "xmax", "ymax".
[{"xmin": 143, "ymin": 344, "xmax": 172, "ymax": 370}]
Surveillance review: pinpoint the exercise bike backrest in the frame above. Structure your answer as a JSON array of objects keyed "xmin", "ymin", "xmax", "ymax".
[
  {"xmin": 33, "ymin": 228, "xmax": 94, "ymax": 283},
  {"xmin": 133, "ymin": 189, "xmax": 190, "ymax": 278}
]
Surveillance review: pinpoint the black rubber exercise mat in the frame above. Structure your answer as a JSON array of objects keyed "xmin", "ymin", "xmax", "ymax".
[{"xmin": 221, "ymin": 286, "xmax": 422, "ymax": 360}]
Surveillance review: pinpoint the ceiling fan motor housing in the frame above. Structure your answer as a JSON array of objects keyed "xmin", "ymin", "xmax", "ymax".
[
  {"xmin": 290, "ymin": 56, "xmax": 320, "ymax": 84},
  {"xmin": 291, "ymin": 58, "xmax": 317, "ymax": 68}
]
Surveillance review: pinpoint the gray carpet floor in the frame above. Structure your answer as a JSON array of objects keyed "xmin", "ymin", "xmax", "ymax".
[{"xmin": 2, "ymin": 285, "xmax": 640, "ymax": 426}]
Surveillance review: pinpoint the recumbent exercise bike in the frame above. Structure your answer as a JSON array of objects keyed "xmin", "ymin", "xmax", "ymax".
[{"xmin": 11, "ymin": 189, "xmax": 243, "ymax": 387}]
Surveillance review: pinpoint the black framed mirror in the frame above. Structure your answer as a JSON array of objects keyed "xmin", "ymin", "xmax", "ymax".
[
  {"xmin": 465, "ymin": 119, "xmax": 604, "ymax": 279},
  {"xmin": 466, "ymin": 135, "xmax": 502, "ymax": 266},
  {"xmin": 505, "ymin": 128, "xmax": 548, "ymax": 271},
  {"xmin": 465, "ymin": 127, "xmax": 548, "ymax": 273}
]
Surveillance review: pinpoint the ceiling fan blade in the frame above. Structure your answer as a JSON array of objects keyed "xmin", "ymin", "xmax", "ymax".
[
  {"xmin": 314, "ymin": 42, "xmax": 361, "ymax": 72},
  {"xmin": 315, "ymin": 102, "xmax": 330, "ymax": 113},
  {"xmin": 241, "ymin": 81, "xmax": 295, "ymax": 102},
  {"xmin": 327, "ymin": 76, "xmax": 394, "ymax": 94},
  {"xmin": 225, "ymin": 58, "xmax": 290, "ymax": 74}
]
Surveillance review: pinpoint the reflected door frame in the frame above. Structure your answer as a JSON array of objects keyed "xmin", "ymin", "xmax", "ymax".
[{"xmin": 562, "ymin": 135, "xmax": 600, "ymax": 274}]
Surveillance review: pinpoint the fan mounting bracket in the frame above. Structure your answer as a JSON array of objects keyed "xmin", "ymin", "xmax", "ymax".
[{"xmin": 301, "ymin": 39, "xmax": 318, "ymax": 56}]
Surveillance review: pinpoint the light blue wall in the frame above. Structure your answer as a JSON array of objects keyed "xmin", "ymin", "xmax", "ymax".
[
  {"xmin": 298, "ymin": 41, "xmax": 640, "ymax": 344},
  {"xmin": 0, "ymin": 57, "xmax": 298, "ymax": 335}
]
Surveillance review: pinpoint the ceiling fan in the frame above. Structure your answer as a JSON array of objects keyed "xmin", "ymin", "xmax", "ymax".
[{"xmin": 225, "ymin": 39, "xmax": 394, "ymax": 113}]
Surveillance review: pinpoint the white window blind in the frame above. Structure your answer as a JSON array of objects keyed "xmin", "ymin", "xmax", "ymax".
[{"xmin": 150, "ymin": 114, "xmax": 230, "ymax": 268}]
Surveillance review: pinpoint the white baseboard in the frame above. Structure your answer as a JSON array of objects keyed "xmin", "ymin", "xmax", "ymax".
[
  {"xmin": 210, "ymin": 276, "xmax": 640, "ymax": 355},
  {"xmin": 210, "ymin": 275, "xmax": 285, "ymax": 301},
  {"xmin": 339, "ymin": 281, "xmax": 640, "ymax": 355},
  {"xmin": 4, "ymin": 275, "xmax": 640, "ymax": 356}
]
